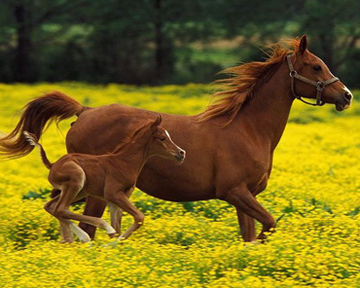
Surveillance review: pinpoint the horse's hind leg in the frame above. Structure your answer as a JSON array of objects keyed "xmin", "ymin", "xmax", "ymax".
[
  {"xmin": 79, "ymin": 195, "xmax": 107, "ymax": 240},
  {"xmin": 53, "ymin": 185, "xmax": 116, "ymax": 238},
  {"xmin": 225, "ymin": 185, "xmax": 275, "ymax": 241}
]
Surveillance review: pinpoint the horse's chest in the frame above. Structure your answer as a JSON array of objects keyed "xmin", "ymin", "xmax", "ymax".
[{"xmin": 248, "ymin": 172, "xmax": 269, "ymax": 195}]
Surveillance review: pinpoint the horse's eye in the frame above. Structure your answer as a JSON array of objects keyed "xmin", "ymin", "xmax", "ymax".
[
  {"xmin": 159, "ymin": 137, "xmax": 165, "ymax": 142},
  {"xmin": 313, "ymin": 65, "xmax": 322, "ymax": 72}
]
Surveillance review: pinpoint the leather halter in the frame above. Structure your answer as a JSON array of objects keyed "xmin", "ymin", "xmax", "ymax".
[{"xmin": 286, "ymin": 54, "xmax": 339, "ymax": 106}]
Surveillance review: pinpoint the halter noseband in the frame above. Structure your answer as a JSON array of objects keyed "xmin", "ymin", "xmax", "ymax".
[{"xmin": 286, "ymin": 54, "xmax": 339, "ymax": 106}]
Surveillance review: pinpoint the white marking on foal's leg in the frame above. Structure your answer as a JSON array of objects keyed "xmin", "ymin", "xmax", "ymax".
[
  {"xmin": 69, "ymin": 222, "xmax": 91, "ymax": 243},
  {"xmin": 101, "ymin": 220, "xmax": 116, "ymax": 235},
  {"xmin": 108, "ymin": 202, "xmax": 121, "ymax": 234}
]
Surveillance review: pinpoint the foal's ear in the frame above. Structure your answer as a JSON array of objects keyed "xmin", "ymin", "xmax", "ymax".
[
  {"xmin": 298, "ymin": 35, "xmax": 308, "ymax": 55},
  {"xmin": 152, "ymin": 114, "xmax": 162, "ymax": 127}
]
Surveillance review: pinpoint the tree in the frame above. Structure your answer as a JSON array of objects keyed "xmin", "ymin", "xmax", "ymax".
[
  {"xmin": 0, "ymin": 0, "xmax": 88, "ymax": 82},
  {"xmin": 298, "ymin": 0, "xmax": 360, "ymax": 73}
]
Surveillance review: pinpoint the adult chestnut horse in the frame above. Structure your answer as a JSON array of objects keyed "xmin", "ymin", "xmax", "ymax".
[{"xmin": 0, "ymin": 36, "xmax": 353, "ymax": 242}]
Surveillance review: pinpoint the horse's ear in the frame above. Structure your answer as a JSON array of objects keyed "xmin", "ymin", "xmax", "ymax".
[{"xmin": 298, "ymin": 35, "xmax": 308, "ymax": 55}]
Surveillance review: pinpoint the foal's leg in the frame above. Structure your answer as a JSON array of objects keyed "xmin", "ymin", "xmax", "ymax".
[
  {"xmin": 45, "ymin": 193, "xmax": 91, "ymax": 243},
  {"xmin": 44, "ymin": 195, "xmax": 74, "ymax": 243},
  {"xmin": 108, "ymin": 189, "xmax": 134, "ymax": 236},
  {"xmin": 108, "ymin": 202, "xmax": 122, "ymax": 236},
  {"xmin": 53, "ymin": 186, "xmax": 116, "ymax": 238},
  {"xmin": 225, "ymin": 185, "xmax": 275, "ymax": 240},
  {"xmin": 106, "ymin": 191, "xmax": 144, "ymax": 240}
]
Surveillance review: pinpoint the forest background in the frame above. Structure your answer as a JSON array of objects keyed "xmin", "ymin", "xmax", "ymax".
[{"xmin": 1, "ymin": 0, "xmax": 360, "ymax": 87}]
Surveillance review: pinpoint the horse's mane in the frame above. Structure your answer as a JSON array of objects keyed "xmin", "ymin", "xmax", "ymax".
[{"xmin": 197, "ymin": 38, "xmax": 301, "ymax": 125}]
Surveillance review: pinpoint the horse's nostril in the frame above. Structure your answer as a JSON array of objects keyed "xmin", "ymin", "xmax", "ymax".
[
  {"xmin": 344, "ymin": 92, "xmax": 352, "ymax": 102},
  {"xmin": 179, "ymin": 150, "xmax": 185, "ymax": 156}
]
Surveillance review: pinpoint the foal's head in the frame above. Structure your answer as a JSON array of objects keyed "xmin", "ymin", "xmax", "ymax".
[
  {"xmin": 288, "ymin": 35, "xmax": 352, "ymax": 110},
  {"xmin": 131, "ymin": 115, "xmax": 186, "ymax": 163}
]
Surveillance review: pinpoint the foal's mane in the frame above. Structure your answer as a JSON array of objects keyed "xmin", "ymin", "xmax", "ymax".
[
  {"xmin": 198, "ymin": 38, "xmax": 301, "ymax": 124},
  {"xmin": 111, "ymin": 116, "xmax": 161, "ymax": 154}
]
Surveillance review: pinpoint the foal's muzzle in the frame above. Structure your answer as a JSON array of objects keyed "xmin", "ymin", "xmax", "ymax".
[{"xmin": 175, "ymin": 149, "xmax": 186, "ymax": 163}]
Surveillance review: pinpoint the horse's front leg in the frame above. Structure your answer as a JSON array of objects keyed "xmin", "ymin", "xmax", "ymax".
[
  {"xmin": 236, "ymin": 210, "xmax": 256, "ymax": 242},
  {"xmin": 225, "ymin": 184, "xmax": 275, "ymax": 241}
]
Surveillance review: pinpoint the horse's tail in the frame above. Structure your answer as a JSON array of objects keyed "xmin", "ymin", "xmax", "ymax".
[
  {"xmin": 0, "ymin": 91, "xmax": 87, "ymax": 159},
  {"xmin": 23, "ymin": 131, "xmax": 52, "ymax": 169}
]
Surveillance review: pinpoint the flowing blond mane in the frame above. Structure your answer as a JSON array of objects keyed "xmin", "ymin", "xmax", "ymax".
[{"xmin": 197, "ymin": 38, "xmax": 301, "ymax": 124}]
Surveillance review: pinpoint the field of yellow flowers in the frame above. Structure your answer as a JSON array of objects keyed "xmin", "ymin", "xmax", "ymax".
[{"xmin": 0, "ymin": 83, "xmax": 359, "ymax": 287}]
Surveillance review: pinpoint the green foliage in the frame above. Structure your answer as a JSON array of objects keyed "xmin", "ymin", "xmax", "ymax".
[
  {"xmin": 22, "ymin": 188, "xmax": 51, "ymax": 200},
  {"xmin": 0, "ymin": 1, "xmax": 359, "ymax": 86}
]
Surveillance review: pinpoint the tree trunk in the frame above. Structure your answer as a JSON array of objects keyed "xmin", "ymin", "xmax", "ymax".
[
  {"xmin": 318, "ymin": 34, "xmax": 335, "ymax": 73},
  {"xmin": 154, "ymin": 0, "xmax": 164, "ymax": 83},
  {"xmin": 14, "ymin": 4, "xmax": 33, "ymax": 82}
]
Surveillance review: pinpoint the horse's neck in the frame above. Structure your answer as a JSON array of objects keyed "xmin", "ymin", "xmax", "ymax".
[{"xmin": 238, "ymin": 63, "xmax": 294, "ymax": 151}]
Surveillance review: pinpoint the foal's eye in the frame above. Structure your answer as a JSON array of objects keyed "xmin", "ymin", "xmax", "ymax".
[
  {"xmin": 159, "ymin": 137, "xmax": 166, "ymax": 142},
  {"xmin": 313, "ymin": 65, "xmax": 322, "ymax": 72}
]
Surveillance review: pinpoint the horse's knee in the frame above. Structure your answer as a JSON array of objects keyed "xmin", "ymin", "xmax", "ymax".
[
  {"xmin": 52, "ymin": 208, "xmax": 67, "ymax": 219},
  {"xmin": 44, "ymin": 201, "xmax": 54, "ymax": 214},
  {"xmin": 135, "ymin": 213, "xmax": 145, "ymax": 225},
  {"xmin": 50, "ymin": 189, "xmax": 61, "ymax": 198},
  {"xmin": 263, "ymin": 216, "xmax": 276, "ymax": 231}
]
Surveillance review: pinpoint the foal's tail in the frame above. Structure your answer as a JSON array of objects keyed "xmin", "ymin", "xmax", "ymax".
[
  {"xmin": 23, "ymin": 131, "xmax": 52, "ymax": 169},
  {"xmin": 0, "ymin": 91, "xmax": 87, "ymax": 159}
]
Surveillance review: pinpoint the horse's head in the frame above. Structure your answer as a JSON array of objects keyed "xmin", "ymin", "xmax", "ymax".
[
  {"xmin": 147, "ymin": 115, "xmax": 186, "ymax": 163},
  {"xmin": 287, "ymin": 35, "xmax": 352, "ymax": 111}
]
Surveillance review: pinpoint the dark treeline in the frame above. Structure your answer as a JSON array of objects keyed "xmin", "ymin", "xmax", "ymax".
[{"xmin": 0, "ymin": 0, "xmax": 360, "ymax": 86}]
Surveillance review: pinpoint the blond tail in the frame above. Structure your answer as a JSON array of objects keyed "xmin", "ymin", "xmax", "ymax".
[{"xmin": 23, "ymin": 131, "xmax": 52, "ymax": 169}]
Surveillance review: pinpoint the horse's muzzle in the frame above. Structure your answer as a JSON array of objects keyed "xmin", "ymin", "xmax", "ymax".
[{"xmin": 335, "ymin": 91, "xmax": 353, "ymax": 111}]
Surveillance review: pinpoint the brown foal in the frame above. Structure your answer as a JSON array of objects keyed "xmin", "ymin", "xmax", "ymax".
[{"xmin": 23, "ymin": 115, "xmax": 185, "ymax": 242}]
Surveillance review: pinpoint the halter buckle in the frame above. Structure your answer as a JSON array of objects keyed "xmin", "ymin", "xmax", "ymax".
[
  {"xmin": 289, "ymin": 70, "xmax": 297, "ymax": 78},
  {"xmin": 316, "ymin": 81, "xmax": 325, "ymax": 91}
]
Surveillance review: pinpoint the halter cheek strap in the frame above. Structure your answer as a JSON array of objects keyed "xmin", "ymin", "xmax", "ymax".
[{"xmin": 286, "ymin": 54, "xmax": 339, "ymax": 106}]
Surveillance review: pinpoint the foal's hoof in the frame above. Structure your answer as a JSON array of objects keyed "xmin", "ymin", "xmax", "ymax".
[
  {"xmin": 60, "ymin": 239, "xmax": 74, "ymax": 244},
  {"xmin": 117, "ymin": 235, "xmax": 126, "ymax": 241},
  {"xmin": 108, "ymin": 233, "xmax": 118, "ymax": 239},
  {"xmin": 78, "ymin": 234, "xmax": 91, "ymax": 243}
]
